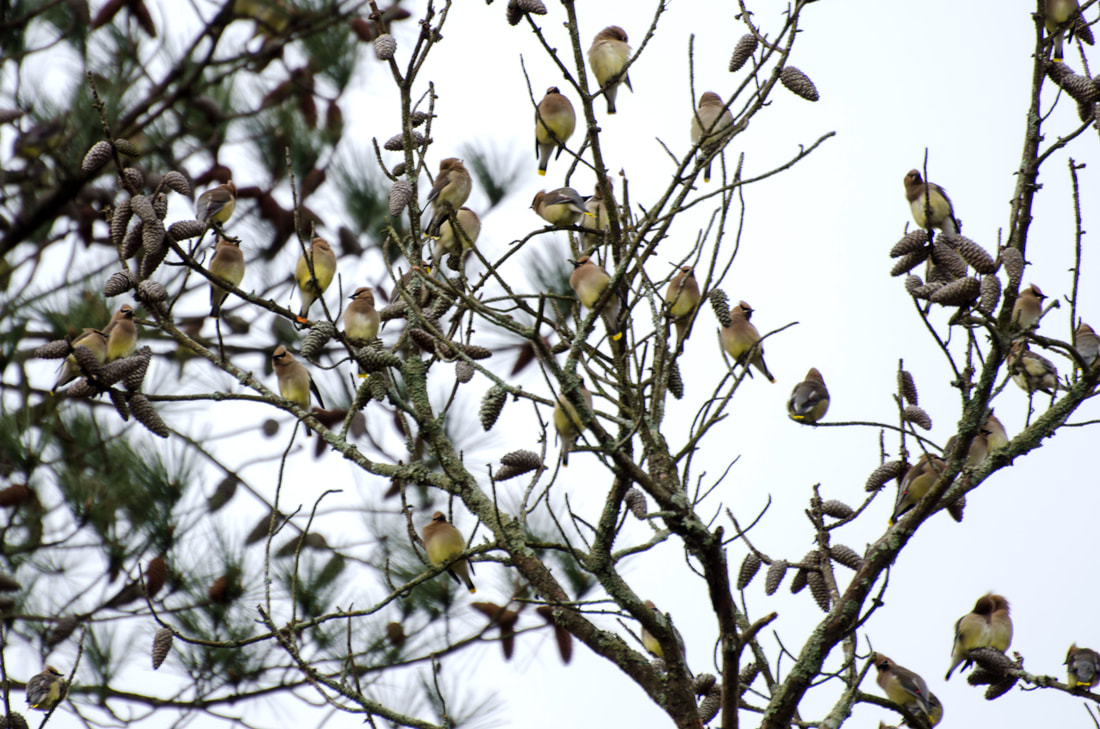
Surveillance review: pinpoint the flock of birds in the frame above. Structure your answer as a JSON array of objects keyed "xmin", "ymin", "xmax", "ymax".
[{"xmin": 35, "ymin": 1, "xmax": 1100, "ymax": 721}]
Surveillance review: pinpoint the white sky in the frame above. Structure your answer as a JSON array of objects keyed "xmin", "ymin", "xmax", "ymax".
[{"xmin": 9, "ymin": 0, "xmax": 1100, "ymax": 727}]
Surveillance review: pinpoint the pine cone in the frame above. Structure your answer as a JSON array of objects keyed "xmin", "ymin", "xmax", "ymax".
[
  {"xmin": 624, "ymin": 487, "xmax": 648, "ymax": 519},
  {"xmin": 729, "ymin": 34, "xmax": 758, "ymax": 72},
  {"xmin": 35, "ymin": 339, "xmax": 71, "ymax": 359},
  {"xmin": 866, "ymin": 460, "xmax": 906, "ymax": 491},
  {"xmin": 144, "ymin": 555, "xmax": 167, "ymax": 597},
  {"xmin": 692, "ymin": 673, "xmax": 717, "ymax": 696},
  {"xmin": 973, "ymin": 274, "xmax": 1000, "ymax": 317},
  {"xmin": 123, "ymin": 167, "xmax": 144, "ymax": 189},
  {"xmin": 931, "ymin": 240, "xmax": 968, "ymax": 279},
  {"xmin": 389, "ymin": 180, "xmax": 413, "ymax": 216},
  {"xmin": 462, "ymin": 344, "xmax": 493, "ymax": 360},
  {"xmin": 82, "ymin": 140, "xmax": 113, "ymax": 174},
  {"xmin": 122, "ymin": 221, "xmax": 144, "ymax": 258},
  {"xmin": 114, "ymin": 138, "xmax": 140, "ymax": 157},
  {"xmin": 130, "ymin": 394, "xmax": 170, "ymax": 438},
  {"xmin": 456, "ymin": 360, "xmax": 474, "ymax": 383},
  {"xmin": 140, "ymin": 237, "xmax": 168, "ymax": 280},
  {"xmin": 821, "ymin": 499, "xmax": 855, "ymax": 519},
  {"xmin": 970, "ymin": 647, "xmax": 1016, "ymax": 673},
  {"xmin": 162, "ymin": 170, "xmax": 192, "ymax": 196},
  {"xmin": 737, "ymin": 552, "xmax": 762, "ymax": 589},
  {"xmin": 124, "ymin": 346, "xmax": 153, "ymax": 391},
  {"xmin": 904, "ymin": 274, "xmax": 924, "ymax": 296},
  {"xmin": 985, "ymin": 675, "xmax": 1018, "ymax": 700},
  {"xmin": 498, "ymin": 449, "xmax": 542, "ymax": 480},
  {"xmin": 72, "ymin": 343, "xmax": 103, "ymax": 378},
  {"xmin": 300, "ymin": 322, "xmax": 336, "ymax": 359},
  {"xmin": 897, "ymin": 368, "xmax": 918, "ymax": 405},
  {"xmin": 829, "ymin": 544, "xmax": 863, "ymax": 570},
  {"xmin": 890, "ymin": 249, "xmax": 930, "ymax": 276},
  {"xmin": 697, "ymin": 686, "xmax": 722, "ymax": 723},
  {"xmin": 739, "ymin": 661, "xmax": 760, "ymax": 687},
  {"xmin": 954, "ymin": 236, "xmax": 996, "ymax": 273},
  {"xmin": 46, "ymin": 615, "xmax": 79, "ymax": 648},
  {"xmin": 789, "ymin": 565, "xmax": 808, "ymax": 594},
  {"xmin": 1000, "ymin": 247, "xmax": 1024, "ymax": 290},
  {"xmin": 167, "ymin": 219, "xmax": 204, "ymax": 241},
  {"xmin": 152, "ymin": 627, "xmax": 173, "ymax": 669},
  {"xmin": 946, "ymin": 493, "xmax": 966, "ymax": 522},
  {"xmin": 668, "ymin": 360, "xmax": 684, "ymax": 399},
  {"xmin": 374, "ymin": 33, "xmax": 396, "ymax": 60},
  {"xmin": 903, "ymin": 405, "xmax": 932, "ymax": 430},
  {"xmin": 911, "ymin": 281, "xmax": 944, "ymax": 300},
  {"xmin": 764, "ymin": 559, "xmax": 787, "ymax": 595},
  {"xmin": 780, "ymin": 66, "xmax": 819, "ymax": 101},
  {"xmin": 110, "ymin": 198, "xmax": 132, "ymax": 247},
  {"xmin": 142, "ymin": 218, "xmax": 166, "ymax": 253},
  {"xmin": 104, "ymin": 269, "xmax": 136, "ymax": 297},
  {"xmin": 384, "ymin": 132, "xmax": 425, "ymax": 151},
  {"xmin": 208, "ymin": 476, "xmax": 238, "ymax": 512},
  {"xmin": 138, "ymin": 280, "xmax": 168, "ymax": 303},
  {"xmin": 410, "ymin": 111, "xmax": 433, "ymax": 128},
  {"xmin": 110, "ymin": 389, "xmax": 130, "ymax": 423},
  {"xmin": 709, "ymin": 289, "xmax": 732, "ymax": 327},
  {"xmin": 505, "ymin": 0, "xmax": 523, "ymax": 25},
  {"xmin": 890, "ymin": 230, "xmax": 930, "ymax": 257},
  {"xmin": 1046, "ymin": 62, "xmax": 1100, "ymax": 103},
  {"xmin": 97, "ymin": 357, "xmax": 140, "ymax": 387},
  {"xmin": 806, "ymin": 570, "xmax": 831, "ymax": 612},
  {"xmin": 1, "ymin": 712, "xmax": 29, "ymax": 729},
  {"xmin": 929, "ymin": 276, "xmax": 980, "ymax": 306},
  {"xmin": 357, "ymin": 346, "xmax": 401, "ymax": 372},
  {"xmin": 479, "ymin": 385, "xmax": 506, "ymax": 431},
  {"xmin": 152, "ymin": 192, "xmax": 167, "ymax": 220},
  {"xmin": 131, "ymin": 194, "xmax": 156, "ymax": 223},
  {"xmin": 65, "ymin": 378, "xmax": 96, "ymax": 398}
]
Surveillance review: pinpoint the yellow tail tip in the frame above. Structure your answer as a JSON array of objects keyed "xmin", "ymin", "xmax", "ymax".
[
  {"xmin": 704, "ymin": 176, "xmax": 711, "ymax": 183},
  {"xmin": 358, "ymin": 373, "xmax": 369, "ymax": 379},
  {"xmin": 468, "ymin": 587, "xmax": 477, "ymax": 594},
  {"xmin": 584, "ymin": 211, "xmax": 595, "ymax": 217},
  {"xmin": 611, "ymin": 332, "xmax": 623, "ymax": 341},
  {"xmin": 538, "ymin": 169, "xmax": 546, "ymax": 176}
]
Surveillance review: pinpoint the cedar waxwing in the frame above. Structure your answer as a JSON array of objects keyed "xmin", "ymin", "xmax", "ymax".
[
  {"xmin": 787, "ymin": 368, "xmax": 830, "ymax": 424},
  {"xmin": 890, "ymin": 453, "xmax": 945, "ymax": 525},
  {"xmin": 984, "ymin": 411, "xmax": 1009, "ymax": 452},
  {"xmin": 639, "ymin": 600, "xmax": 687, "ymax": 664},
  {"xmin": 946, "ymin": 594, "xmax": 996, "ymax": 679},
  {"xmin": 52, "ymin": 328, "xmax": 108, "ymax": 393},
  {"xmin": 690, "ymin": 91, "xmax": 734, "ymax": 183},
  {"xmin": 425, "ymin": 158, "xmax": 472, "ymax": 238},
  {"xmin": 209, "ymin": 236, "xmax": 245, "ymax": 318},
  {"xmin": 943, "ymin": 429, "xmax": 990, "ymax": 470},
  {"xmin": 1066, "ymin": 644, "xmax": 1100, "ymax": 689},
  {"xmin": 1074, "ymin": 322, "xmax": 1100, "ymax": 369},
  {"xmin": 105, "ymin": 304, "xmax": 138, "ymax": 362},
  {"xmin": 904, "ymin": 170, "xmax": 959, "ymax": 238},
  {"xmin": 665, "ymin": 266, "xmax": 701, "ymax": 353},
  {"xmin": 583, "ymin": 184, "xmax": 613, "ymax": 249},
  {"xmin": 295, "ymin": 237, "xmax": 337, "ymax": 324},
  {"xmin": 195, "ymin": 180, "xmax": 237, "ymax": 229},
  {"xmin": 272, "ymin": 345, "xmax": 325, "ymax": 436},
  {"xmin": 872, "ymin": 653, "xmax": 934, "ymax": 722},
  {"xmin": 927, "ymin": 693, "xmax": 944, "ymax": 726},
  {"xmin": 719, "ymin": 301, "xmax": 775, "ymax": 382},
  {"xmin": 532, "ymin": 187, "xmax": 591, "ymax": 227},
  {"xmin": 535, "ymin": 87, "xmax": 576, "ymax": 176},
  {"xmin": 570, "ymin": 255, "xmax": 624, "ymax": 342},
  {"xmin": 588, "ymin": 26, "xmax": 633, "ymax": 114},
  {"xmin": 26, "ymin": 665, "xmax": 67, "ymax": 711},
  {"xmin": 1045, "ymin": 0, "xmax": 1094, "ymax": 61},
  {"xmin": 989, "ymin": 594, "xmax": 1013, "ymax": 653},
  {"xmin": 1007, "ymin": 340, "xmax": 1060, "ymax": 394},
  {"xmin": 344, "ymin": 288, "xmax": 380, "ymax": 378},
  {"xmin": 553, "ymin": 377, "xmax": 592, "ymax": 467},
  {"xmin": 433, "ymin": 207, "xmax": 481, "ymax": 268},
  {"xmin": 422, "ymin": 510, "xmax": 476, "ymax": 593},
  {"xmin": 1011, "ymin": 284, "xmax": 1046, "ymax": 331}
]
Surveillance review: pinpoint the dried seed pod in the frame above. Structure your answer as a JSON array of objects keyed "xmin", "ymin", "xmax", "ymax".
[
  {"xmin": 98, "ymin": 357, "xmax": 140, "ymax": 387},
  {"xmin": 123, "ymin": 167, "xmax": 145, "ymax": 189},
  {"xmin": 35, "ymin": 339, "xmax": 71, "ymax": 359},
  {"xmin": 357, "ymin": 347, "xmax": 401, "ymax": 372},
  {"xmin": 122, "ymin": 221, "xmax": 144, "ymax": 259},
  {"xmin": 739, "ymin": 661, "xmax": 760, "ymax": 686},
  {"xmin": 764, "ymin": 560, "xmax": 787, "ymax": 595},
  {"xmin": 708, "ymin": 289, "xmax": 732, "ymax": 327},
  {"xmin": 780, "ymin": 66, "xmax": 819, "ymax": 101},
  {"xmin": 462, "ymin": 344, "xmax": 492, "ymax": 360},
  {"xmin": 911, "ymin": 281, "xmax": 945, "ymax": 300},
  {"xmin": 391, "ymin": 162, "xmax": 407, "ymax": 177},
  {"xmin": 624, "ymin": 487, "xmax": 647, "ymax": 519},
  {"xmin": 967, "ymin": 668, "xmax": 999, "ymax": 686},
  {"xmin": 246, "ymin": 511, "xmax": 285, "ymax": 545},
  {"xmin": 926, "ymin": 263, "xmax": 953, "ymax": 284},
  {"xmin": 737, "ymin": 552, "xmax": 762, "ymax": 590},
  {"xmin": 970, "ymin": 647, "xmax": 1016, "ymax": 673},
  {"xmin": 152, "ymin": 628, "xmax": 173, "ymax": 669},
  {"xmin": 729, "ymin": 33, "xmax": 758, "ymax": 72},
  {"xmin": 505, "ymin": 0, "xmax": 523, "ymax": 25},
  {"xmin": 456, "ymin": 360, "xmax": 474, "ymax": 383},
  {"xmin": 698, "ymin": 686, "xmax": 722, "ymax": 723},
  {"xmin": 410, "ymin": 111, "xmax": 432, "ymax": 127},
  {"xmin": 985, "ymin": 675, "xmax": 1018, "ymax": 700},
  {"xmin": 208, "ymin": 476, "xmax": 238, "ymax": 512},
  {"xmin": 145, "ymin": 555, "xmax": 167, "ymax": 597},
  {"xmin": 130, "ymin": 394, "xmax": 169, "ymax": 437},
  {"xmin": 865, "ymin": 460, "xmax": 906, "ymax": 492},
  {"xmin": 903, "ymin": 405, "xmax": 932, "ymax": 430},
  {"xmin": 2, "ymin": 712, "xmax": 29, "ymax": 729},
  {"xmin": 143, "ymin": 218, "xmax": 166, "ymax": 253},
  {"xmin": 385, "ymin": 621, "xmax": 406, "ymax": 646},
  {"xmin": 668, "ymin": 359, "xmax": 684, "ymax": 399},
  {"xmin": 131, "ymin": 194, "xmax": 156, "ymax": 223},
  {"xmin": 890, "ymin": 248, "xmax": 930, "ymax": 276},
  {"xmin": 897, "ymin": 368, "xmax": 918, "ymax": 405},
  {"xmin": 167, "ymin": 219, "xmax": 204, "ymax": 241},
  {"xmin": 931, "ymin": 241, "xmax": 968, "ymax": 279},
  {"xmin": 110, "ymin": 198, "xmax": 132, "ymax": 247},
  {"xmin": 140, "ymin": 238, "xmax": 168, "ymax": 279},
  {"xmin": 890, "ymin": 230, "xmax": 930, "ymax": 257},
  {"xmin": 109, "ymin": 389, "xmax": 130, "ymax": 420},
  {"xmin": 829, "ymin": 544, "xmax": 863, "ymax": 570},
  {"xmin": 152, "ymin": 192, "xmax": 167, "ymax": 219},
  {"xmin": 300, "ymin": 322, "xmax": 336, "ymax": 360},
  {"xmin": 383, "ymin": 131, "xmax": 425, "ymax": 151},
  {"xmin": 692, "ymin": 673, "xmax": 717, "ymax": 696},
  {"xmin": 72, "ymin": 343, "xmax": 103, "ymax": 377},
  {"xmin": 389, "ymin": 180, "xmax": 412, "ymax": 216},
  {"xmin": 789, "ymin": 566, "xmax": 808, "ymax": 594},
  {"xmin": 64, "ymin": 378, "xmax": 96, "ymax": 398},
  {"xmin": 374, "ymin": 33, "xmax": 396, "ymax": 60},
  {"xmin": 162, "ymin": 170, "xmax": 191, "ymax": 196},
  {"xmin": 954, "ymin": 236, "xmax": 996, "ymax": 274},
  {"xmin": 1078, "ymin": 100, "xmax": 1098, "ymax": 123},
  {"xmin": 124, "ymin": 346, "xmax": 152, "ymax": 391},
  {"xmin": 1046, "ymin": 62, "xmax": 1100, "ymax": 103},
  {"xmin": 517, "ymin": 0, "xmax": 547, "ymax": 12},
  {"xmin": 138, "ymin": 280, "xmax": 168, "ymax": 303},
  {"xmin": 104, "ymin": 269, "xmax": 136, "ymax": 297},
  {"xmin": 1000, "ymin": 247, "xmax": 1024, "ymax": 290},
  {"xmin": 904, "ymin": 274, "xmax": 924, "ymax": 296},
  {"xmin": 46, "ymin": 615, "xmax": 79, "ymax": 648},
  {"xmin": 806, "ymin": 570, "xmax": 831, "ymax": 611},
  {"xmin": 929, "ymin": 276, "xmax": 980, "ymax": 306},
  {"xmin": 821, "ymin": 499, "xmax": 855, "ymax": 519},
  {"xmin": 114, "ymin": 138, "xmax": 139, "ymax": 157},
  {"xmin": 946, "ymin": 493, "xmax": 966, "ymax": 522},
  {"xmin": 978, "ymin": 275, "xmax": 1001, "ymax": 316},
  {"xmin": 479, "ymin": 385, "xmax": 506, "ymax": 431},
  {"xmin": 82, "ymin": 140, "xmax": 113, "ymax": 174}
]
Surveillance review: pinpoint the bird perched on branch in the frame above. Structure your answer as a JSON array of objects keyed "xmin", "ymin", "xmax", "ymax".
[
  {"xmin": 588, "ymin": 25, "xmax": 633, "ymax": 114},
  {"xmin": 26, "ymin": 666, "xmax": 67, "ymax": 711},
  {"xmin": 295, "ymin": 237, "xmax": 336, "ymax": 324},
  {"xmin": 209, "ymin": 236, "xmax": 245, "ymax": 318},
  {"xmin": 872, "ymin": 653, "xmax": 936, "ymax": 725},
  {"xmin": 195, "ymin": 180, "xmax": 236, "ymax": 232},
  {"xmin": 424, "ymin": 158, "xmax": 472, "ymax": 238},
  {"xmin": 422, "ymin": 511, "xmax": 475, "ymax": 593},
  {"xmin": 535, "ymin": 87, "xmax": 575, "ymax": 177},
  {"xmin": 787, "ymin": 368, "xmax": 829, "ymax": 423},
  {"xmin": 690, "ymin": 92, "xmax": 734, "ymax": 183},
  {"xmin": 903, "ymin": 170, "xmax": 959, "ymax": 238},
  {"xmin": 719, "ymin": 300, "xmax": 775, "ymax": 382}
]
